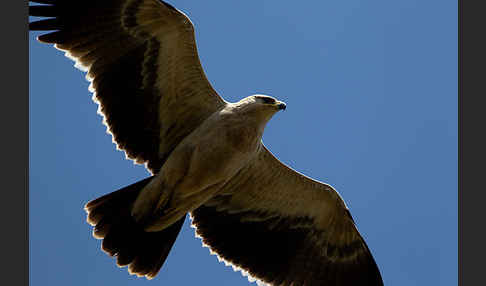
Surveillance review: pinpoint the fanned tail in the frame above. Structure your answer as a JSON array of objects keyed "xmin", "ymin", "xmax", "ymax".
[{"xmin": 84, "ymin": 177, "xmax": 186, "ymax": 279}]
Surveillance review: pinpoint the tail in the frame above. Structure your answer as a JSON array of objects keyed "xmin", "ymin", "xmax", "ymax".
[{"xmin": 84, "ymin": 176, "xmax": 186, "ymax": 279}]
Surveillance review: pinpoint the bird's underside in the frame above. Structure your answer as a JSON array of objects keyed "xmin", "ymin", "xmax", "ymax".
[{"xmin": 29, "ymin": 0, "xmax": 384, "ymax": 285}]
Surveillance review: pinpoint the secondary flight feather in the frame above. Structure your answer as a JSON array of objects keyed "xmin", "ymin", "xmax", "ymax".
[{"xmin": 29, "ymin": 0, "xmax": 384, "ymax": 285}]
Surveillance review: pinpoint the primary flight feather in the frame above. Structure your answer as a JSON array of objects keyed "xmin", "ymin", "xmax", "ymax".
[{"xmin": 29, "ymin": 0, "xmax": 384, "ymax": 285}]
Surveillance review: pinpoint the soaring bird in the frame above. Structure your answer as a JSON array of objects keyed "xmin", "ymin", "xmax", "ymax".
[{"xmin": 29, "ymin": 0, "xmax": 384, "ymax": 285}]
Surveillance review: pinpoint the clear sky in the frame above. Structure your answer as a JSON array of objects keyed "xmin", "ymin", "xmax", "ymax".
[{"xmin": 29, "ymin": 0, "xmax": 457, "ymax": 285}]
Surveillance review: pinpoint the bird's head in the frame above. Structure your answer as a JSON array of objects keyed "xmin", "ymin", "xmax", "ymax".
[
  {"xmin": 235, "ymin": 94, "xmax": 286, "ymax": 120},
  {"xmin": 252, "ymin": 94, "xmax": 286, "ymax": 111}
]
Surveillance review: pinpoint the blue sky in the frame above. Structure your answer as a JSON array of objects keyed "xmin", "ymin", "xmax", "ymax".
[{"xmin": 29, "ymin": 0, "xmax": 457, "ymax": 285}]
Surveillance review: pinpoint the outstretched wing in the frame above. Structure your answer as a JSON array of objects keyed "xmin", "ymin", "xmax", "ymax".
[
  {"xmin": 29, "ymin": 0, "xmax": 226, "ymax": 173},
  {"xmin": 191, "ymin": 145, "xmax": 384, "ymax": 286}
]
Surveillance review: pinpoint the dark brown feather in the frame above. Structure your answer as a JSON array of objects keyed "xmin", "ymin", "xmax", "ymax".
[
  {"xmin": 191, "ymin": 204, "xmax": 384, "ymax": 286},
  {"xmin": 29, "ymin": 5, "xmax": 59, "ymax": 17},
  {"xmin": 29, "ymin": 1, "xmax": 164, "ymax": 172},
  {"xmin": 29, "ymin": 0, "xmax": 224, "ymax": 173},
  {"xmin": 29, "ymin": 18, "xmax": 61, "ymax": 30},
  {"xmin": 85, "ymin": 177, "xmax": 186, "ymax": 279},
  {"xmin": 31, "ymin": 0, "xmax": 57, "ymax": 4}
]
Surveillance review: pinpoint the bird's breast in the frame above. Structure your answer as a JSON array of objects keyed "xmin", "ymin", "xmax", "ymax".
[{"xmin": 176, "ymin": 113, "xmax": 262, "ymax": 180}]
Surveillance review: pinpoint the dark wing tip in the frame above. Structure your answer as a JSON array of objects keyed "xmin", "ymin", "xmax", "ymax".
[
  {"xmin": 29, "ymin": 5, "xmax": 58, "ymax": 17},
  {"xmin": 30, "ymin": 0, "xmax": 57, "ymax": 4},
  {"xmin": 29, "ymin": 18, "xmax": 60, "ymax": 31}
]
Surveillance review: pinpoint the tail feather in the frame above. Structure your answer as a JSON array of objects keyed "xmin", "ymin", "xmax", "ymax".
[{"xmin": 84, "ymin": 176, "xmax": 186, "ymax": 279}]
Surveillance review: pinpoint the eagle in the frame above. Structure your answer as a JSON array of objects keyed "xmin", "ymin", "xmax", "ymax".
[{"xmin": 29, "ymin": 0, "xmax": 384, "ymax": 285}]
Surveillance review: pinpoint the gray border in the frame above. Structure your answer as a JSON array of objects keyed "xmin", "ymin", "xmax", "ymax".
[
  {"xmin": 459, "ymin": 0, "xmax": 484, "ymax": 285},
  {"xmin": 3, "ymin": 0, "xmax": 28, "ymax": 285}
]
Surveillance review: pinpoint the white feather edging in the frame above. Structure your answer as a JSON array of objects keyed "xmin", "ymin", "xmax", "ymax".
[{"xmin": 189, "ymin": 213, "xmax": 271, "ymax": 286}]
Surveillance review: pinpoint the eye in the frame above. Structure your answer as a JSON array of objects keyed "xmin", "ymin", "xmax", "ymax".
[{"xmin": 259, "ymin": 97, "xmax": 276, "ymax": 104}]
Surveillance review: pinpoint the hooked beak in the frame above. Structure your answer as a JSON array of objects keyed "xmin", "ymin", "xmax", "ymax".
[{"xmin": 277, "ymin": 101, "xmax": 286, "ymax": 110}]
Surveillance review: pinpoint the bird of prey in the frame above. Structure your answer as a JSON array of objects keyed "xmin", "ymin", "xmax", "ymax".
[{"xmin": 29, "ymin": 0, "xmax": 384, "ymax": 285}]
